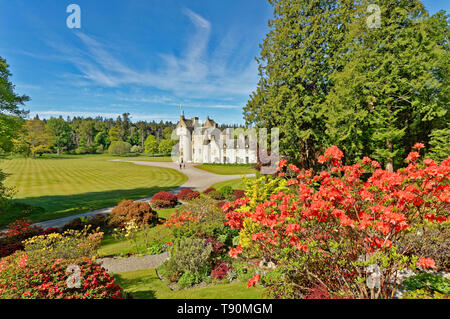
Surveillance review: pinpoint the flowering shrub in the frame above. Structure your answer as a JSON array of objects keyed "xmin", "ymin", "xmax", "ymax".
[
  {"xmin": 163, "ymin": 211, "xmax": 199, "ymax": 228},
  {"xmin": 109, "ymin": 200, "xmax": 158, "ymax": 228},
  {"xmin": 0, "ymin": 219, "xmax": 59, "ymax": 258},
  {"xmin": 203, "ymin": 187, "xmax": 216, "ymax": 194},
  {"xmin": 0, "ymin": 251, "xmax": 123, "ymax": 299},
  {"xmin": 151, "ymin": 191, "xmax": 178, "ymax": 208},
  {"xmin": 177, "ymin": 188, "xmax": 201, "ymax": 201},
  {"xmin": 224, "ymin": 144, "xmax": 449, "ymax": 298},
  {"xmin": 211, "ymin": 261, "xmax": 232, "ymax": 280},
  {"xmin": 204, "ymin": 235, "xmax": 225, "ymax": 260},
  {"xmin": 164, "ymin": 197, "xmax": 238, "ymax": 242},
  {"xmin": 232, "ymin": 190, "xmax": 246, "ymax": 200},
  {"xmin": 23, "ymin": 226, "xmax": 103, "ymax": 260}
]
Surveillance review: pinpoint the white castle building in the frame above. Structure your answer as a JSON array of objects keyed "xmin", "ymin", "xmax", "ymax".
[{"xmin": 175, "ymin": 114, "xmax": 258, "ymax": 164}]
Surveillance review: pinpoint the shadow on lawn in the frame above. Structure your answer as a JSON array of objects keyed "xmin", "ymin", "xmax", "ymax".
[
  {"xmin": 113, "ymin": 273, "xmax": 158, "ymax": 299},
  {"xmin": 1, "ymin": 186, "xmax": 176, "ymax": 227}
]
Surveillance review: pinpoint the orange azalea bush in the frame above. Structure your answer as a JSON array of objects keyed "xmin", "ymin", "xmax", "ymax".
[
  {"xmin": 163, "ymin": 210, "xmax": 199, "ymax": 228},
  {"xmin": 224, "ymin": 144, "xmax": 449, "ymax": 299}
]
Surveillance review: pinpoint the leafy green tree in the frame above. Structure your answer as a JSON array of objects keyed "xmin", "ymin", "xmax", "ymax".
[
  {"xmin": 0, "ymin": 56, "xmax": 28, "ymax": 208},
  {"xmin": 94, "ymin": 131, "xmax": 109, "ymax": 149},
  {"xmin": 0, "ymin": 56, "xmax": 28, "ymax": 153},
  {"xmin": 136, "ymin": 121, "xmax": 149, "ymax": 149},
  {"xmin": 158, "ymin": 139, "xmax": 176, "ymax": 155},
  {"xmin": 246, "ymin": 0, "xmax": 448, "ymax": 170},
  {"xmin": 77, "ymin": 119, "xmax": 96, "ymax": 149},
  {"xmin": 22, "ymin": 119, "xmax": 55, "ymax": 159},
  {"xmin": 108, "ymin": 126, "xmax": 122, "ymax": 143},
  {"xmin": 0, "ymin": 57, "xmax": 28, "ymax": 117},
  {"xmin": 47, "ymin": 117, "xmax": 73, "ymax": 155},
  {"xmin": 108, "ymin": 141, "xmax": 131, "ymax": 155},
  {"xmin": 0, "ymin": 169, "xmax": 15, "ymax": 212},
  {"xmin": 0, "ymin": 114, "xmax": 23, "ymax": 153},
  {"xmin": 163, "ymin": 126, "xmax": 173, "ymax": 140},
  {"xmin": 244, "ymin": 0, "xmax": 354, "ymax": 169},
  {"xmin": 327, "ymin": 1, "xmax": 448, "ymax": 171},
  {"xmin": 427, "ymin": 124, "xmax": 450, "ymax": 162},
  {"xmin": 144, "ymin": 135, "xmax": 159, "ymax": 155}
]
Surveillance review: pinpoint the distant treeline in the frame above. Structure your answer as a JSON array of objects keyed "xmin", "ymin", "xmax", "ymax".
[{"xmin": 4, "ymin": 112, "xmax": 245, "ymax": 158}]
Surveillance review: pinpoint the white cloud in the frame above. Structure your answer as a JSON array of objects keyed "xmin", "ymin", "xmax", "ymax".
[{"xmin": 47, "ymin": 8, "xmax": 258, "ymax": 100}]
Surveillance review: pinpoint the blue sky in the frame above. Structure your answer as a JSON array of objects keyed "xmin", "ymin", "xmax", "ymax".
[{"xmin": 0, "ymin": 0, "xmax": 448, "ymax": 125}]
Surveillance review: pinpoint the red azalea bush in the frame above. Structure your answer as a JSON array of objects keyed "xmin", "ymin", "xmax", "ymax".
[
  {"xmin": 224, "ymin": 144, "xmax": 449, "ymax": 299},
  {"xmin": 211, "ymin": 261, "xmax": 232, "ymax": 280},
  {"xmin": 151, "ymin": 191, "xmax": 178, "ymax": 208},
  {"xmin": 203, "ymin": 187, "xmax": 216, "ymax": 195},
  {"xmin": 0, "ymin": 251, "xmax": 123, "ymax": 299},
  {"xmin": 232, "ymin": 190, "xmax": 246, "ymax": 200},
  {"xmin": 0, "ymin": 219, "xmax": 59, "ymax": 258},
  {"xmin": 177, "ymin": 188, "xmax": 201, "ymax": 201}
]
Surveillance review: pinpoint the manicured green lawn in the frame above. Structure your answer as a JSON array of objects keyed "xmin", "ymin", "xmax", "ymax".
[
  {"xmin": 113, "ymin": 269, "xmax": 265, "ymax": 299},
  {"xmin": 0, "ymin": 155, "xmax": 187, "ymax": 227},
  {"xmin": 195, "ymin": 164, "xmax": 256, "ymax": 175},
  {"xmin": 125, "ymin": 155, "xmax": 173, "ymax": 162},
  {"xmin": 210, "ymin": 178, "xmax": 253, "ymax": 191}
]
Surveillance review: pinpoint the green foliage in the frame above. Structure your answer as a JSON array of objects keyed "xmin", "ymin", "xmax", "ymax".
[
  {"xmin": 94, "ymin": 131, "xmax": 109, "ymax": 149},
  {"xmin": 177, "ymin": 271, "xmax": 198, "ymax": 289},
  {"xmin": 0, "ymin": 169, "xmax": 15, "ymax": 212},
  {"xmin": 163, "ymin": 238, "xmax": 213, "ymax": 279},
  {"xmin": 171, "ymin": 197, "xmax": 234, "ymax": 240},
  {"xmin": 245, "ymin": 0, "xmax": 449, "ymax": 170},
  {"xmin": 0, "ymin": 114, "xmax": 24, "ymax": 153},
  {"xmin": 232, "ymin": 260, "xmax": 256, "ymax": 282},
  {"xmin": 146, "ymin": 242, "xmax": 165, "ymax": 255},
  {"xmin": 207, "ymin": 190, "xmax": 225, "ymax": 200},
  {"xmin": 402, "ymin": 272, "xmax": 450, "ymax": 295},
  {"xmin": 46, "ymin": 117, "xmax": 73, "ymax": 155},
  {"xmin": 241, "ymin": 175, "xmax": 289, "ymax": 210},
  {"xmin": 402, "ymin": 288, "xmax": 449, "ymax": 299},
  {"xmin": 0, "ymin": 56, "xmax": 28, "ymax": 117},
  {"xmin": 428, "ymin": 124, "xmax": 450, "ymax": 162},
  {"xmin": 20, "ymin": 119, "xmax": 55, "ymax": 158},
  {"xmin": 108, "ymin": 141, "xmax": 132, "ymax": 155},
  {"xmin": 144, "ymin": 134, "xmax": 159, "ymax": 155},
  {"xmin": 130, "ymin": 145, "xmax": 143, "ymax": 153},
  {"xmin": 219, "ymin": 185, "xmax": 234, "ymax": 198},
  {"xmin": 158, "ymin": 139, "xmax": 176, "ymax": 155}
]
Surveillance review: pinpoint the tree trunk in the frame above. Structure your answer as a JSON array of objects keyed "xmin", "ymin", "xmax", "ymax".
[
  {"xmin": 57, "ymin": 147, "xmax": 61, "ymax": 156},
  {"xmin": 385, "ymin": 140, "xmax": 394, "ymax": 172}
]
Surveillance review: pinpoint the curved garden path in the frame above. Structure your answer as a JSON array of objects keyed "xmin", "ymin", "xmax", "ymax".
[{"xmin": 31, "ymin": 161, "xmax": 255, "ymax": 230}]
